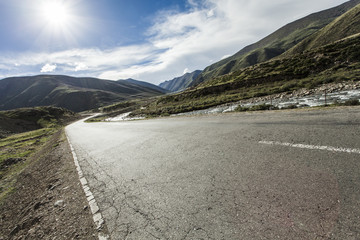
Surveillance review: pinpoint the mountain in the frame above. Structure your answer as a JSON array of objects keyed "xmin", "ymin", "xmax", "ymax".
[
  {"xmin": 0, "ymin": 75, "xmax": 165, "ymax": 112},
  {"xmin": 118, "ymin": 78, "xmax": 168, "ymax": 93},
  {"xmin": 284, "ymin": 3, "xmax": 360, "ymax": 56},
  {"xmin": 131, "ymin": 6, "xmax": 360, "ymax": 117},
  {"xmin": 159, "ymin": 70, "xmax": 202, "ymax": 92},
  {"xmin": 192, "ymin": 0, "xmax": 360, "ymax": 87}
]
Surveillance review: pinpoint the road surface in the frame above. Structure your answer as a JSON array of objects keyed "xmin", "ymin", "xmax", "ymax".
[{"xmin": 66, "ymin": 107, "xmax": 360, "ymax": 240}]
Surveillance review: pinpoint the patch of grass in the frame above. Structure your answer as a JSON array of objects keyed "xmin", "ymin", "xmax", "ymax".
[
  {"xmin": 333, "ymin": 99, "xmax": 360, "ymax": 106},
  {"xmin": 0, "ymin": 127, "xmax": 56, "ymax": 201},
  {"xmin": 0, "ymin": 106, "xmax": 78, "ymax": 138},
  {"xmin": 85, "ymin": 116, "xmax": 108, "ymax": 123},
  {"xmin": 102, "ymin": 100, "xmax": 138, "ymax": 112},
  {"xmin": 343, "ymin": 99, "xmax": 360, "ymax": 106},
  {"xmin": 235, "ymin": 104, "xmax": 278, "ymax": 112},
  {"xmin": 86, "ymin": 98, "xmax": 157, "ymax": 122}
]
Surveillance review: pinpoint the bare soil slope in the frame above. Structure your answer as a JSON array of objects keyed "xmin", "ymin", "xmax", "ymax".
[{"xmin": 0, "ymin": 130, "xmax": 105, "ymax": 239}]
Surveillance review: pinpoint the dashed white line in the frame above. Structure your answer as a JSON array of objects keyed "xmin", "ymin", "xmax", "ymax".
[
  {"xmin": 66, "ymin": 133, "xmax": 109, "ymax": 240},
  {"xmin": 259, "ymin": 141, "xmax": 360, "ymax": 154}
]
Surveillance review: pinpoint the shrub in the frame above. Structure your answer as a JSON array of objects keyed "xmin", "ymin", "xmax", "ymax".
[
  {"xmin": 281, "ymin": 104, "xmax": 298, "ymax": 110},
  {"xmin": 343, "ymin": 99, "xmax": 360, "ymax": 106},
  {"xmin": 235, "ymin": 104, "xmax": 276, "ymax": 112},
  {"xmin": 250, "ymin": 104, "xmax": 272, "ymax": 111},
  {"xmin": 235, "ymin": 106, "xmax": 250, "ymax": 112}
]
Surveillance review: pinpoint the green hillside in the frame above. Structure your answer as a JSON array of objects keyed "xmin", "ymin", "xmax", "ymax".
[
  {"xmin": 284, "ymin": 3, "xmax": 360, "ymax": 56},
  {"xmin": 192, "ymin": 0, "xmax": 360, "ymax": 87},
  {"xmin": 0, "ymin": 75, "xmax": 165, "ymax": 112},
  {"xmin": 129, "ymin": 33, "xmax": 360, "ymax": 117},
  {"xmin": 0, "ymin": 106, "xmax": 76, "ymax": 138}
]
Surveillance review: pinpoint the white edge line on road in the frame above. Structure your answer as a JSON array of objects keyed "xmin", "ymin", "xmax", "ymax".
[
  {"xmin": 65, "ymin": 133, "xmax": 109, "ymax": 240},
  {"xmin": 259, "ymin": 141, "xmax": 360, "ymax": 154}
]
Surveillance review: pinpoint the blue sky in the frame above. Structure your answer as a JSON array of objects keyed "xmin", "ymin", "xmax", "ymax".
[{"xmin": 0, "ymin": 0, "xmax": 349, "ymax": 84}]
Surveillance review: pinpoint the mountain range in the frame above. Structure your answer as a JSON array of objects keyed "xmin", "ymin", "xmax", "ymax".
[
  {"xmin": 129, "ymin": 1, "xmax": 360, "ymax": 116},
  {"xmin": 0, "ymin": 75, "xmax": 165, "ymax": 112},
  {"xmin": 118, "ymin": 78, "xmax": 169, "ymax": 93},
  {"xmin": 163, "ymin": 0, "xmax": 360, "ymax": 90},
  {"xmin": 1, "ymin": 1, "xmax": 359, "ymax": 114}
]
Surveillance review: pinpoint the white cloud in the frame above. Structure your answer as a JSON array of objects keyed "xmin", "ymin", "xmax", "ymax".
[
  {"xmin": 74, "ymin": 63, "xmax": 88, "ymax": 71},
  {"xmin": 183, "ymin": 68, "xmax": 190, "ymax": 74},
  {"xmin": 40, "ymin": 63, "xmax": 57, "ymax": 73},
  {"xmin": 0, "ymin": 0, "xmax": 348, "ymax": 83}
]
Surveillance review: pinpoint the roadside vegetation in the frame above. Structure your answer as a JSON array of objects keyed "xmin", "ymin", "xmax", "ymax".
[
  {"xmin": 0, "ymin": 107, "xmax": 78, "ymax": 201},
  {"xmin": 122, "ymin": 35, "xmax": 360, "ymax": 118},
  {"xmin": 0, "ymin": 128, "xmax": 57, "ymax": 201},
  {"xmin": 87, "ymin": 34, "xmax": 360, "ymax": 121},
  {"xmin": 86, "ymin": 98, "xmax": 155, "ymax": 122},
  {"xmin": 234, "ymin": 99, "xmax": 360, "ymax": 113},
  {"xmin": 0, "ymin": 112, "xmax": 101, "ymax": 239},
  {"xmin": 87, "ymin": 6, "xmax": 360, "ymax": 121}
]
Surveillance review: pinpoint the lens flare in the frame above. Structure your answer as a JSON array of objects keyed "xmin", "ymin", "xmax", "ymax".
[{"xmin": 41, "ymin": 1, "xmax": 70, "ymax": 27}]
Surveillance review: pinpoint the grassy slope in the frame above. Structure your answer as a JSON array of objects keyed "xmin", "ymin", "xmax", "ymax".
[
  {"xmin": 0, "ymin": 129, "xmax": 101, "ymax": 239},
  {"xmin": 129, "ymin": 34, "xmax": 360, "ymax": 117},
  {"xmin": 0, "ymin": 106, "xmax": 76, "ymax": 138},
  {"xmin": 0, "ymin": 75, "xmax": 165, "ymax": 112},
  {"xmin": 192, "ymin": 0, "xmax": 360, "ymax": 86},
  {"xmin": 0, "ymin": 106, "xmax": 79, "ymax": 201},
  {"xmin": 284, "ymin": 3, "xmax": 360, "ymax": 56},
  {"xmin": 0, "ymin": 128, "xmax": 57, "ymax": 200}
]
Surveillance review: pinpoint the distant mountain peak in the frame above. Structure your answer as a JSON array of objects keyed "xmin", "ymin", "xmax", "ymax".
[{"xmin": 159, "ymin": 70, "xmax": 202, "ymax": 92}]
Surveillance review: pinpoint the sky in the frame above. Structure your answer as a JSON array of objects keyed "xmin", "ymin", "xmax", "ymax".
[{"xmin": 0, "ymin": 0, "xmax": 350, "ymax": 84}]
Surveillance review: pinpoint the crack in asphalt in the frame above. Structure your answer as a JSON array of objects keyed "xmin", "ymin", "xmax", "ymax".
[
  {"xmin": 72, "ymin": 140, "xmax": 346, "ymax": 239},
  {"xmin": 72, "ymin": 144, "xmax": 175, "ymax": 239},
  {"xmin": 66, "ymin": 108, "xmax": 360, "ymax": 239}
]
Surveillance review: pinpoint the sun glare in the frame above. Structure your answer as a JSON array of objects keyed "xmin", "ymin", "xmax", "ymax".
[
  {"xmin": 41, "ymin": 1, "xmax": 70, "ymax": 27},
  {"xmin": 36, "ymin": 0, "xmax": 83, "ymax": 47}
]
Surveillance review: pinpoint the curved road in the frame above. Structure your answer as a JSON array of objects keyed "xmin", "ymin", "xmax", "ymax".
[{"xmin": 66, "ymin": 107, "xmax": 360, "ymax": 240}]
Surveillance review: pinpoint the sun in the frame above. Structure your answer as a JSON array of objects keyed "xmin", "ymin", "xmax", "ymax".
[
  {"xmin": 41, "ymin": 1, "xmax": 71, "ymax": 27},
  {"xmin": 35, "ymin": 0, "xmax": 83, "ymax": 47}
]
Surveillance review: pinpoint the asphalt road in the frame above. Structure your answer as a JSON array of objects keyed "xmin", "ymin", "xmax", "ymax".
[{"xmin": 66, "ymin": 107, "xmax": 360, "ymax": 240}]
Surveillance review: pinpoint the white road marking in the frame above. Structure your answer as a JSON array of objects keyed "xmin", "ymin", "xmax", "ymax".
[
  {"xmin": 259, "ymin": 141, "xmax": 360, "ymax": 154},
  {"xmin": 66, "ymin": 133, "xmax": 109, "ymax": 240}
]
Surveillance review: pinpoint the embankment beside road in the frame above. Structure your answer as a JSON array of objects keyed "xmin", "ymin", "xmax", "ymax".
[{"xmin": 0, "ymin": 130, "xmax": 103, "ymax": 239}]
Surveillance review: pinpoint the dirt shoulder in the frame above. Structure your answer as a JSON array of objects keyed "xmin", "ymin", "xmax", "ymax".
[{"xmin": 0, "ymin": 129, "xmax": 102, "ymax": 239}]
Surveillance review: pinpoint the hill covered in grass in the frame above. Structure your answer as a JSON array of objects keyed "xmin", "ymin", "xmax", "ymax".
[
  {"xmin": 128, "ymin": 32, "xmax": 360, "ymax": 117},
  {"xmin": 284, "ymin": 3, "xmax": 360, "ymax": 56},
  {"xmin": 192, "ymin": 0, "xmax": 360, "ymax": 87},
  {"xmin": 0, "ymin": 106, "xmax": 77, "ymax": 138},
  {"xmin": 0, "ymin": 75, "xmax": 165, "ymax": 112}
]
